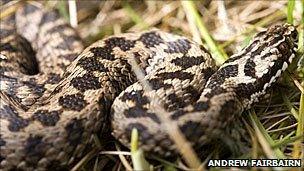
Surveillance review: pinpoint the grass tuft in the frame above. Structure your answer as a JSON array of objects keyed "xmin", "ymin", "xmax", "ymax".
[
  {"xmin": 287, "ymin": 0, "xmax": 295, "ymax": 24},
  {"xmin": 181, "ymin": 1, "xmax": 228, "ymax": 65}
]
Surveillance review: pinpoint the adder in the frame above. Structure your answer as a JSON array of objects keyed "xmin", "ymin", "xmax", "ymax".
[{"xmin": 0, "ymin": 2, "xmax": 298, "ymax": 170}]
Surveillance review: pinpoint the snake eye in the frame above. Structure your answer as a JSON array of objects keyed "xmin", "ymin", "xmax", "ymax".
[
  {"xmin": 278, "ymin": 42, "xmax": 289, "ymax": 55},
  {"xmin": 291, "ymin": 30, "xmax": 298, "ymax": 40}
]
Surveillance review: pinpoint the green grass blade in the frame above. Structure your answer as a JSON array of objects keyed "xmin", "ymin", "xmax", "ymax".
[
  {"xmin": 181, "ymin": 1, "xmax": 228, "ymax": 65},
  {"xmin": 131, "ymin": 129, "xmax": 152, "ymax": 171},
  {"xmin": 272, "ymin": 132, "xmax": 303, "ymax": 149},
  {"xmin": 287, "ymin": 0, "xmax": 295, "ymax": 24},
  {"xmin": 292, "ymin": 88, "xmax": 304, "ymax": 158},
  {"xmin": 56, "ymin": 1, "xmax": 69, "ymax": 21},
  {"xmin": 298, "ymin": 89, "xmax": 303, "ymax": 139},
  {"xmin": 123, "ymin": 2, "xmax": 148, "ymax": 30},
  {"xmin": 282, "ymin": 92, "xmax": 299, "ymax": 121},
  {"xmin": 249, "ymin": 110, "xmax": 286, "ymax": 159}
]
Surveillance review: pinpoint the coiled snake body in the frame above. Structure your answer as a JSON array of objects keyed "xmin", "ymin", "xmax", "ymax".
[{"xmin": 0, "ymin": 3, "xmax": 298, "ymax": 170}]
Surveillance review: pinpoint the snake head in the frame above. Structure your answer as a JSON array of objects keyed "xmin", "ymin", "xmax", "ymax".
[
  {"xmin": 240, "ymin": 24, "xmax": 298, "ymax": 81},
  {"xmin": 255, "ymin": 23, "xmax": 298, "ymax": 64},
  {"xmin": 215, "ymin": 24, "xmax": 298, "ymax": 108}
]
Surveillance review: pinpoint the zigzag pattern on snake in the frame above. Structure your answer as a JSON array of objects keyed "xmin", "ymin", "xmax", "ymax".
[{"xmin": 0, "ymin": 2, "xmax": 298, "ymax": 170}]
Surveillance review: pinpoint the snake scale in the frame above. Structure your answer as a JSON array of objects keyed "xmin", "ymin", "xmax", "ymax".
[{"xmin": 0, "ymin": 2, "xmax": 298, "ymax": 170}]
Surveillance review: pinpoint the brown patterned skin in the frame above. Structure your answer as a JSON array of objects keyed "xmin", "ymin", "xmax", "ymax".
[
  {"xmin": 111, "ymin": 23, "xmax": 298, "ymax": 156},
  {"xmin": 0, "ymin": 2, "xmax": 298, "ymax": 171}
]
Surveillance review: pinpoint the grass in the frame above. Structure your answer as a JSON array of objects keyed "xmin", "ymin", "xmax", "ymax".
[
  {"xmin": 287, "ymin": 0, "xmax": 295, "ymax": 24},
  {"xmin": 123, "ymin": 2, "xmax": 149, "ymax": 30},
  {"xmin": 249, "ymin": 110, "xmax": 286, "ymax": 159},
  {"xmin": 79, "ymin": 1, "xmax": 303, "ymax": 170},
  {"xmin": 1, "ymin": 0, "xmax": 303, "ymax": 170},
  {"xmin": 181, "ymin": 1, "xmax": 228, "ymax": 65},
  {"xmin": 130, "ymin": 129, "xmax": 152, "ymax": 171}
]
